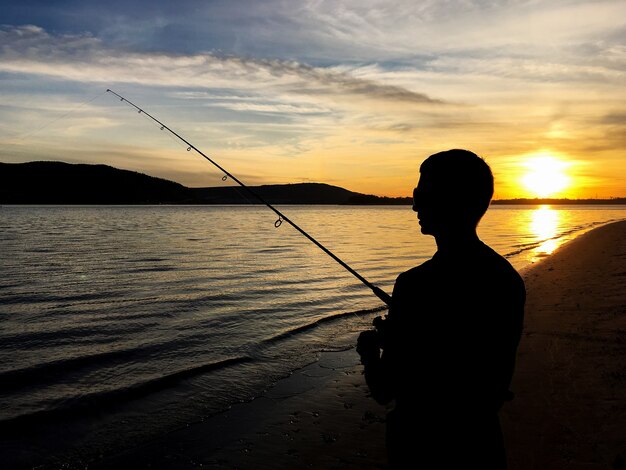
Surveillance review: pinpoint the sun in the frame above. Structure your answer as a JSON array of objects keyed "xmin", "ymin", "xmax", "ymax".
[{"xmin": 521, "ymin": 156, "xmax": 571, "ymax": 198}]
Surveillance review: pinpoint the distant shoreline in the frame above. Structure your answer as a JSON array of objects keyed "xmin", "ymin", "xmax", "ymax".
[
  {"xmin": 491, "ymin": 198, "xmax": 626, "ymax": 205},
  {"xmin": 3, "ymin": 200, "xmax": 626, "ymax": 206},
  {"xmin": 1, "ymin": 161, "xmax": 624, "ymax": 205}
]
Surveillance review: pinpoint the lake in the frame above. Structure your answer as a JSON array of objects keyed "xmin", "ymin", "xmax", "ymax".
[{"xmin": 1, "ymin": 204, "xmax": 624, "ymax": 465}]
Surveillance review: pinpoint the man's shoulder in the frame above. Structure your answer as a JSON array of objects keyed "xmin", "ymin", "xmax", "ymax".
[
  {"xmin": 480, "ymin": 243, "xmax": 523, "ymax": 275},
  {"xmin": 396, "ymin": 258, "xmax": 437, "ymax": 284},
  {"xmin": 478, "ymin": 243, "xmax": 526, "ymax": 294},
  {"xmin": 396, "ymin": 243, "xmax": 524, "ymax": 290}
]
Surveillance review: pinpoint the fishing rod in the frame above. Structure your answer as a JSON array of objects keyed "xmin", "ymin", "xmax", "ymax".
[{"xmin": 106, "ymin": 89, "xmax": 392, "ymax": 307}]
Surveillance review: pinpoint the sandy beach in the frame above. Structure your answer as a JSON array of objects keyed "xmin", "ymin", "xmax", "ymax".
[
  {"xmin": 94, "ymin": 220, "xmax": 626, "ymax": 469},
  {"xmin": 502, "ymin": 220, "xmax": 626, "ymax": 469}
]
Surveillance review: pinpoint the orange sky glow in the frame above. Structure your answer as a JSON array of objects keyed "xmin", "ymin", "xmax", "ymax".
[{"xmin": 1, "ymin": 2, "xmax": 625, "ymax": 200}]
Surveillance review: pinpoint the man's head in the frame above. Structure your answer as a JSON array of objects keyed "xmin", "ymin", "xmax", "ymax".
[{"xmin": 412, "ymin": 149, "xmax": 493, "ymax": 236}]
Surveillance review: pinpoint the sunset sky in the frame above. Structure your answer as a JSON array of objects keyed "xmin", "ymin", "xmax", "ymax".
[{"xmin": 1, "ymin": 0, "xmax": 625, "ymax": 198}]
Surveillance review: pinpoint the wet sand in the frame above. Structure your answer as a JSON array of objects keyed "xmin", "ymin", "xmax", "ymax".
[
  {"xmin": 95, "ymin": 220, "xmax": 626, "ymax": 469},
  {"xmin": 502, "ymin": 220, "xmax": 626, "ymax": 469}
]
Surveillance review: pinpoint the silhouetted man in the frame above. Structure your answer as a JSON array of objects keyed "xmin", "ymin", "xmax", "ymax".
[{"xmin": 357, "ymin": 149, "xmax": 525, "ymax": 468}]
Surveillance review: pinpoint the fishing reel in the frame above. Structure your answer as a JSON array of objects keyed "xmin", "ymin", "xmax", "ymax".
[
  {"xmin": 372, "ymin": 315, "xmax": 390, "ymax": 348},
  {"xmin": 357, "ymin": 314, "xmax": 390, "ymax": 364}
]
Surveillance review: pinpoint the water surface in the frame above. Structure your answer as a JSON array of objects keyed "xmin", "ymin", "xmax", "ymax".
[{"xmin": 1, "ymin": 204, "xmax": 624, "ymax": 465}]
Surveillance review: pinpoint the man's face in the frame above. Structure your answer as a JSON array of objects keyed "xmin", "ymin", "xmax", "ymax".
[
  {"xmin": 412, "ymin": 172, "xmax": 442, "ymax": 236},
  {"xmin": 413, "ymin": 171, "xmax": 481, "ymax": 237}
]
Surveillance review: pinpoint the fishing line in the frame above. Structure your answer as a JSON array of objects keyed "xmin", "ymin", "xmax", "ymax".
[
  {"xmin": 0, "ymin": 90, "xmax": 108, "ymax": 154},
  {"xmin": 106, "ymin": 88, "xmax": 392, "ymax": 307},
  {"xmin": 131, "ymin": 101, "xmax": 265, "ymax": 208}
]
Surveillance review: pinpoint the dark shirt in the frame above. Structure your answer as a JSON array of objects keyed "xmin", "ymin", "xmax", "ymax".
[{"xmin": 364, "ymin": 240, "xmax": 525, "ymax": 466}]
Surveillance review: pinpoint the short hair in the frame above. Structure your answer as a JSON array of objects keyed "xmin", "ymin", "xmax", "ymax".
[{"xmin": 420, "ymin": 149, "xmax": 494, "ymax": 222}]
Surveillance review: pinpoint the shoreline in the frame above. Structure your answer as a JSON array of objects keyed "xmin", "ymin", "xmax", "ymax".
[
  {"xmin": 94, "ymin": 348, "xmax": 388, "ymax": 469},
  {"xmin": 93, "ymin": 219, "xmax": 626, "ymax": 469},
  {"xmin": 4, "ymin": 202, "xmax": 626, "ymax": 207},
  {"xmin": 502, "ymin": 220, "xmax": 626, "ymax": 469}
]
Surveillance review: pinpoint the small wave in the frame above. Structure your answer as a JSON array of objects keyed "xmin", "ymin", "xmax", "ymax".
[
  {"xmin": 22, "ymin": 247, "xmax": 54, "ymax": 253},
  {"xmin": 0, "ymin": 282, "xmax": 22, "ymax": 290},
  {"xmin": 261, "ymin": 305, "xmax": 387, "ymax": 345},
  {"xmin": 0, "ymin": 340, "xmax": 167, "ymax": 391},
  {"xmin": 253, "ymin": 246, "xmax": 295, "ymax": 254},
  {"xmin": 0, "ymin": 291, "xmax": 110, "ymax": 305},
  {"xmin": 509, "ymin": 240, "xmax": 541, "ymax": 249},
  {"xmin": 0, "ymin": 356, "xmax": 252, "ymax": 433},
  {"xmin": 0, "ymin": 322, "xmax": 159, "ymax": 350},
  {"xmin": 503, "ymin": 219, "xmax": 619, "ymax": 259},
  {"xmin": 124, "ymin": 266, "xmax": 176, "ymax": 273},
  {"xmin": 504, "ymin": 242, "xmax": 542, "ymax": 258}
]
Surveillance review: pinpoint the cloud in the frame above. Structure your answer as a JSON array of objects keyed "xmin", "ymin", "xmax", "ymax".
[
  {"xmin": 0, "ymin": 25, "xmax": 442, "ymax": 107},
  {"xmin": 600, "ymin": 112, "xmax": 626, "ymax": 126},
  {"xmin": 1, "ymin": 1, "xmax": 625, "ymax": 198}
]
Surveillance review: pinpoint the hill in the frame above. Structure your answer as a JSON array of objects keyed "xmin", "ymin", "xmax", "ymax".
[
  {"xmin": 0, "ymin": 161, "xmax": 411, "ymax": 205},
  {"xmin": 192, "ymin": 183, "xmax": 411, "ymax": 205},
  {"xmin": 0, "ymin": 162, "xmax": 195, "ymax": 204},
  {"xmin": 193, "ymin": 183, "xmax": 353, "ymax": 204}
]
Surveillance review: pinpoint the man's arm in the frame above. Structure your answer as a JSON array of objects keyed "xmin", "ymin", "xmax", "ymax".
[
  {"xmin": 483, "ymin": 273, "xmax": 526, "ymax": 411},
  {"xmin": 357, "ymin": 328, "xmax": 395, "ymax": 405},
  {"xmin": 357, "ymin": 276, "xmax": 405, "ymax": 406},
  {"xmin": 496, "ymin": 277, "xmax": 526, "ymax": 406}
]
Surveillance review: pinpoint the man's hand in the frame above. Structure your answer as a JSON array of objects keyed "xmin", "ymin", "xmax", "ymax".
[{"xmin": 357, "ymin": 330, "xmax": 380, "ymax": 365}]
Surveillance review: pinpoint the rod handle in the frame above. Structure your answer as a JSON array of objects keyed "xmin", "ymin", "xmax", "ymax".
[{"xmin": 372, "ymin": 286, "xmax": 392, "ymax": 306}]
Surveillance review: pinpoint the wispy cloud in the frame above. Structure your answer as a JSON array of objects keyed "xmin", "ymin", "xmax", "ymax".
[
  {"xmin": 0, "ymin": 0, "xmax": 625, "ymax": 198},
  {"xmin": 0, "ymin": 25, "xmax": 442, "ymax": 107}
]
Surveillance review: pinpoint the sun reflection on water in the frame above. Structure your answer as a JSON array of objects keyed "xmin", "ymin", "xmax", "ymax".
[{"xmin": 530, "ymin": 205, "xmax": 560, "ymax": 258}]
